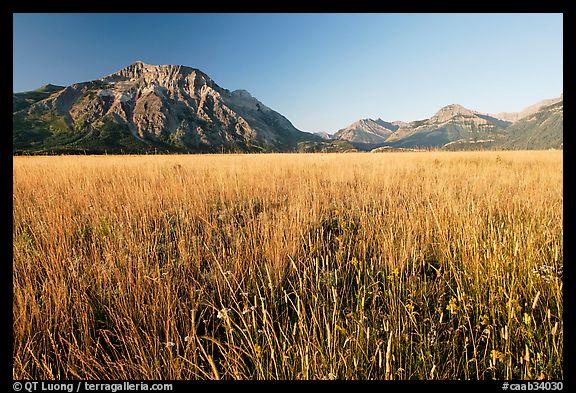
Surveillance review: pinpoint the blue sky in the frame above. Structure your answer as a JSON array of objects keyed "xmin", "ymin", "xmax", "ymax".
[{"xmin": 13, "ymin": 13, "xmax": 563, "ymax": 133}]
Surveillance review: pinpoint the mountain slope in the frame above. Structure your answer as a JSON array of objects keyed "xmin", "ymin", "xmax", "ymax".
[
  {"xmin": 13, "ymin": 62, "xmax": 320, "ymax": 154},
  {"xmin": 493, "ymin": 94, "xmax": 563, "ymax": 123},
  {"xmin": 498, "ymin": 100, "xmax": 563, "ymax": 149},
  {"xmin": 13, "ymin": 84, "xmax": 65, "ymax": 113}
]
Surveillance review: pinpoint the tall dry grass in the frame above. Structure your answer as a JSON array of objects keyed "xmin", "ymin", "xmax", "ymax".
[{"xmin": 13, "ymin": 151, "xmax": 562, "ymax": 380}]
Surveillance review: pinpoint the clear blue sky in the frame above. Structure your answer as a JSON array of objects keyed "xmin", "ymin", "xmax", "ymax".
[{"xmin": 13, "ymin": 13, "xmax": 563, "ymax": 133}]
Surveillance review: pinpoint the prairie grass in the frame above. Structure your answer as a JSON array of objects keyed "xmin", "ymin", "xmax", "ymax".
[{"xmin": 13, "ymin": 151, "xmax": 563, "ymax": 380}]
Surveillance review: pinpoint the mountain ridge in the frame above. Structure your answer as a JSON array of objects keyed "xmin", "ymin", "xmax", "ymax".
[
  {"xmin": 329, "ymin": 98, "xmax": 562, "ymax": 151},
  {"xmin": 13, "ymin": 63, "xmax": 563, "ymax": 154},
  {"xmin": 492, "ymin": 94, "xmax": 563, "ymax": 123}
]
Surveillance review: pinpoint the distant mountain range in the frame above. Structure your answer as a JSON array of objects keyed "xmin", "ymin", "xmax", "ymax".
[
  {"xmin": 12, "ymin": 62, "xmax": 563, "ymax": 154},
  {"xmin": 331, "ymin": 97, "xmax": 563, "ymax": 151}
]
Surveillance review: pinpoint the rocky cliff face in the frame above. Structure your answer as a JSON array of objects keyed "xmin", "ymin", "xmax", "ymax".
[{"xmin": 13, "ymin": 62, "xmax": 319, "ymax": 154}]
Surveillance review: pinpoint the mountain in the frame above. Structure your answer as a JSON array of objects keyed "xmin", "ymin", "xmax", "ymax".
[
  {"xmin": 492, "ymin": 94, "xmax": 563, "ymax": 123},
  {"xmin": 333, "ymin": 118, "xmax": 399, "ymax": 146},
  {"xmin": 385, "ymin": 104, "xmax": 511, "ymax": 148},
  {"xmin": 498, "ymin": 100, "xmax": 563, "ymax": 149},
  {"xmin": 13, "ymin": 62, "xmax": 320, "ymax": 154}
]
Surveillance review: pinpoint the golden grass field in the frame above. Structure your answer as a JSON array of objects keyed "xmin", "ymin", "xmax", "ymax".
[{"xmin": 13, "ymin": 151, "xmax": 563, "ymax": 380}]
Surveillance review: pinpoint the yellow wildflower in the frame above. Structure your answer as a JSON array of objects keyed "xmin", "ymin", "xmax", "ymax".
[{"xmin": 446, "ymin": 297, "xmax": 459, "ymax": 314}]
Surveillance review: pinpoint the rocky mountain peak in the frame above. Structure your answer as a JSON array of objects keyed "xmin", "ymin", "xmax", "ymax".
[
  {"xmin": 38, "ymin": 83, "xmax": 64, "ymax": 92},
  {"xmin": 100, "ymin": 62, "xmax": 214, "ymax": 90},
  {"xmin": 432, "ymin": 104, "xmax": 475, "ymax": 123},
  {"xmin": 333, "ymin": 117, "xmax": 398, "ymax": 145},
  {"xmin": 356, "ymin": 118, "xmax": 373, "ymax": 126},
  {"xmin": 350, "ymin": 118, "xmax": 396, "ymax": 130}
]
